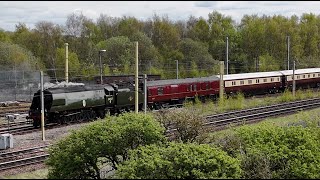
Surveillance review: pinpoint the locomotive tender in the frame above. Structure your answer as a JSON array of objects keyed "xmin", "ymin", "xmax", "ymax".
[{"xmin": 28, "ymin": 68, "xmax": 320, "ymax": 128}]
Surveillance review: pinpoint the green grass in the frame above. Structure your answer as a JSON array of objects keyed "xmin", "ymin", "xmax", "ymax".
[
  {"xmin": 204, "ymin": 107, "xmax": 320, "ymax": 143},
  {"xmin": 187, "ymin": 88, "xmax": 320, "ymax": 116}
]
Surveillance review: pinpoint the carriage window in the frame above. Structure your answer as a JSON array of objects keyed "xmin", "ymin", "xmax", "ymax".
[
  {"xmin": 303, "ymin": 75, "xmax": 305, "ymax": 78},
  {"xmin": 232, "ymin": 81, "xmax": 236, "ymax": 86},
  {"xmin": 297, "ymin": 76, "xmax": 300, "ymax": 79},
  {"xmin": 278, "ymin": 78, "xmax": 280, "ymax": 81},
  {"xmin": 318, "ymin": 73, "xmax": 320, "ymax": 77},
  {"xmin": 308, "ymin": 74, "xmax": 310, "ymax": 78},
  {"xmin": 190, "ymin": 85, "xmax": 193, "ymax": 91},
  {"xmin": 248, "ymin": 80, "xmax": 252, "ymax": 84},
  {"xmin": 256, "ymin": 79, "xmax": 260, "ymax": 83},
  {"xmin": 313, "ymin": 74, "xmax": 315, "ymax": 77},
  {"xmin": 263, "ymin": 79, "xmax": 267, "ymax": 82},
  {"xmin": 193, "ymin": 84, "xmax": 197, "ymax": 91},
  {"xmin": 240, "ymin": 81, "xmax": 244, "ymax": 85},
  {"xmin": 271, "ymin": 78, "xmax": 274, "ymax": 82},
  {"xmin": 158, "ymin": 87, "xmax": 163, "ymax": 95}
]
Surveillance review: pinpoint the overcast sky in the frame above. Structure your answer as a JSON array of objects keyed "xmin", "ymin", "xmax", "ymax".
[{"xmin": 1, "ymin": 1, "xmax": 320, "ymax": 32}]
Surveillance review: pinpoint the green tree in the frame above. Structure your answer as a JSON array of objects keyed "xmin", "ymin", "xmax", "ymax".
[
  {"xmin": 208, "ymin": 11, "xmax": 238, "ymax": 63},
  {"xmin": 188, "ymin": 17, "xmax": 210, "ymax": 42},
  {"xmin": 46, "ymin": 112, "xmax": 166, "ymax": 179},
  {"xmin": 239, "ymin": 15, "xmax": 266, "ymax": 71},
  {"xmin": 80, "ymin": 62, "xmax": 99, "ymax": 80},
  {"xmin": 116, "ymin": 142, "xmax": 242, "ymax": 179},
  {"xmin": 64, "ymin": 12, "xmax": 98, "ymax": 65},
  {"xmin": 0, "ymin": 28, "xmax": 11, "ymax": 43},
  {"xmin": 33, "ymin": 21, "xmax": 64, "ymax": 79},
  {"xmin": 258, "ymin": 54, "xmax": 281, "ymax": 71},
  {"xmin": 0, "ymin": 42, "xmax": 43, "ymax": 71},
  {"xmin": 117, "ymin": 16, "xmax": 143, "ymax": 38},
  {"xmin": 178, "ymin": 38, "xmax": 218, "ymax": 77},
  {"xmin": 55, "ymin": 48, "xmax": 80, "ymax": 81},
  {"xmin": 129, "ymin": 32, "xmax": 162, "ymax": 73},
  {"xmin": 96, "ymin": 13, "xmax": 119, "ymax": 40},
  {"xmin": 96, "ymin": 36, "xmax": 134, "ymax": 74}
]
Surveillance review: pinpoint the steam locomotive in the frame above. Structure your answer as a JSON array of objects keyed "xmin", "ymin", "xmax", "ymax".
[
  {"xmin": 27, "ymin": 83, "xmax": 143, "ymax": 127},
  {"xmin": 28, "ymin": 68, "xmax": 320, "ymax": 128}
]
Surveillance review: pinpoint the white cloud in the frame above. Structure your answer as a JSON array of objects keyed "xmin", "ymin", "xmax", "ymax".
[{"xmin": 0, "ymin": 1, "xmax": 320, "ymax": 31}]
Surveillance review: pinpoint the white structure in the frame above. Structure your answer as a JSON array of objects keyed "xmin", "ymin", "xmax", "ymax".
[{"xmin": 0, "ymin": 134, "xmax": 13, "ymax": 149}]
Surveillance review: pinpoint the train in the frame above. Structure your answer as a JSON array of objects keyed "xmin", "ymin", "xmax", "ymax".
[{"xmin": 27, "ymin": 67, "xmax": 320, "ymax": 128}]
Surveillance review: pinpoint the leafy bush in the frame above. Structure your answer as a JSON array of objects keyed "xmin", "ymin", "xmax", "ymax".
[
  {"xmin": 46, "ymin": 112, "xmax": 166, "ymax": 179},
  {"xmin": 153, "ymin": 108, "xmax": 208, "ymax": 143},
  {"xmin": 278, "ymin": 88, "xmax": 295, "ymax": 102},
  {"xmin": 217, "ymin": 92, "xmax": 245, "ymax": 112},
  {"xmin": 216, "ymin": 123, "xmax": 320, "ymax": 179},
  {"xmin": 116, "ymin": 142, "xmax": 242, "ymax": 179}
]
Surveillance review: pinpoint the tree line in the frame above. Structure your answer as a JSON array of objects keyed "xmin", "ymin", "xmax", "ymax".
[{"xmin": 0, "ymin": 11, "xmax": 320, "ymax": 81}]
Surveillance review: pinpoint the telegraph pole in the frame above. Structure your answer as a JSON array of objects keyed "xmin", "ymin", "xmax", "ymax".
[
  {"xmin": 149, "ymin": 61, "xmax": 152, "ymax": 75},
  {"xmin": 292, "ymin": 60, "xmax": 296, "ymax": 97},
  {"xmin": 40, "ymin": 71, "xmax": 45, "ymax": 141},
  {"xmin": 219, "ymin": 61, "xmax": 224, "ymax": 101},
  {"xmin": 65, "ymin": 43, "xmax": 69, "ymax": 83},
  {"xmin": 175, "ymin": 60, "xmax": 179, "ymax": 79},
  {"xmin": 287, "ymin": 36, "xmax": 290, "ymax": 70},
  {"xmin": 226, "ymin": 36, "xmax": 229, "ymax": 75},
  {"xmin": 143, "ymin": 74, "xmax": 147, "ymax": 114},
  {"xmin": 135, "ymin": 42, "xmax": 139, "ymax": 114}
]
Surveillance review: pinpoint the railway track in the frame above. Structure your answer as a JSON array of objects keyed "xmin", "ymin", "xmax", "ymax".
[
  {"xmin": 0, "ymin": 125, "xmax": 36, "ymax": 135},
  {"xmin": 0, "ymin": 120, "xmax": 32, "ymax": 129},
  {"xmin": 0, "ymin": 145, "xmax": 49, "ymax": 171},
  {"xmin": 3, "ymin": 98, "xmax": 320, "ymax": 136},
  {"xmin": 166, "ymin": 98, "xmax": 320, "ymax": 136},
  {"xmin": 0, "ymin": 103, "xmax": 30, "ymax": 117},
  {"xmin": 0, "ymin": 118, "xmax": 94, "ymax": 135}
]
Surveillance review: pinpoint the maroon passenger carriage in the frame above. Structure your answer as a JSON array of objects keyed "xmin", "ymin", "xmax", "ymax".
[
  {"xmin": 223, "ymin": 68, "xmax": 320, "ymax": 96},
  {"xmin": 280, "ymin": 68, "xmax": 320, "ymax": 90},
  {"xmin": 223, "ymin": 71, "xmax": 284, "ymax": 95},
  {"xmin": 146, "ymin": 76, "xmax": 220, "ymax": 109}
]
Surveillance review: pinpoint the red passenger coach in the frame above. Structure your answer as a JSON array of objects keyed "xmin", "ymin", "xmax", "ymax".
[{"xmin": 146, "ymin": 76, "xmax": 220, "ymax": 109}]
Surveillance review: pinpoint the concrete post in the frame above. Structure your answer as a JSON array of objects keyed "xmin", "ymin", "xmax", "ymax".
[
  {"xmin": 65, "ymin": 43, "xmax": 68, "ymax": 83},
  {"xmin": 40, "ymin": 71, "xmax": 45, "ymax": 141},
  {"xmin": 135, "ymin": 42, "xmax": 139, "ymax": 114},
  {"xmin": 219, "ymin": 61, "xmax": 224, "ymax": 101}
]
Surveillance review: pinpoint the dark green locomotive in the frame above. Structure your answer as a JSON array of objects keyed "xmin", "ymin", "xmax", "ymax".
[{"xmin": 27, "ymin": 83, "xmax": 144, "ymax": 128}]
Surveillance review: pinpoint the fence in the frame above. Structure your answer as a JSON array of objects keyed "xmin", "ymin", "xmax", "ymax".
[{"xmin": 0, "ymin": 70, "xmax": 44, "ymax": 102}]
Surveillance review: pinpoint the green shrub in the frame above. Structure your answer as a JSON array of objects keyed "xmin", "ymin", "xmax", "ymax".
[
  {"xmin": 278, "ymin": 88, "xmax": 295, "ymax": 102},
  {"xmin": 46, "ymin": 112, "xmax": 166, "ymax": 179},
  {"xmin": 219, "ymin": 124, "xmax": 320, "ymax": 179},
  {"xmin": 153, "ymin": 108, "xmax": 208, "ymax": 143},
  {"xmin": 116, "ymin": 142, "xmax": 242, "ymax": 179}
]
